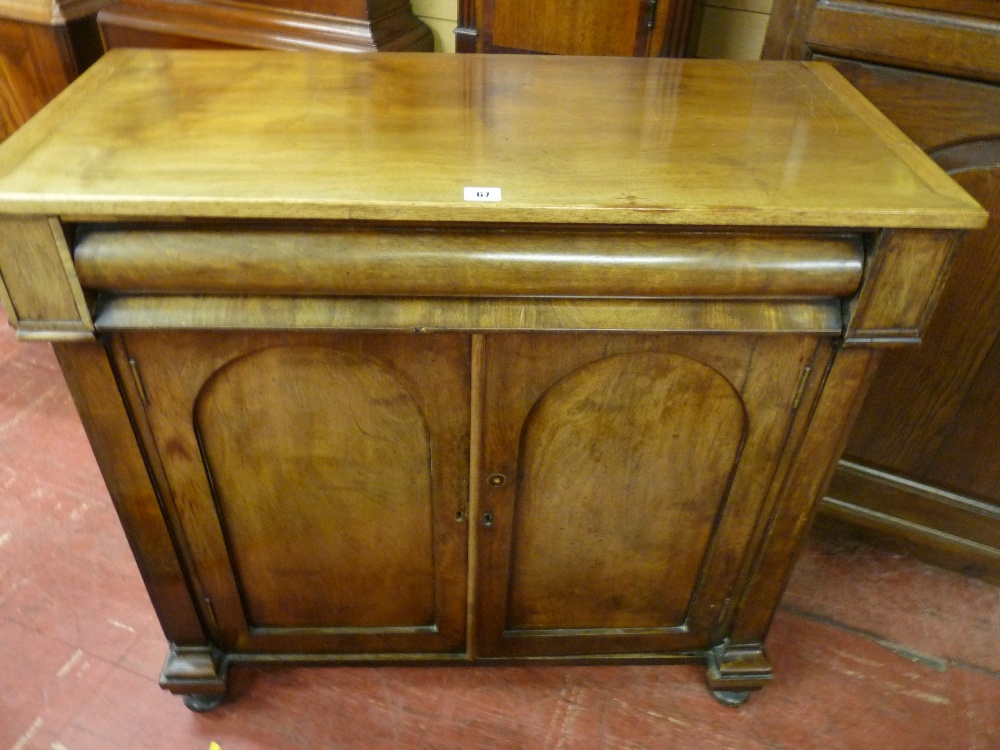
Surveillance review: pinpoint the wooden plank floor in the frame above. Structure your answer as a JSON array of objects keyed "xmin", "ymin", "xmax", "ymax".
[{"xmin": 0, "ymin": 309, "xmax": 997, "ymax": 750}]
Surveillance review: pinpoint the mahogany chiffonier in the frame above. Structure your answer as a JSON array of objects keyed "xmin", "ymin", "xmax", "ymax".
[
  {"xmin": 0, "ymin": 0, "xmax": 107, "ymax": 141},
  {"xmin": 0, "ymin": 50, "xmax": 985, "ymax": 711}
]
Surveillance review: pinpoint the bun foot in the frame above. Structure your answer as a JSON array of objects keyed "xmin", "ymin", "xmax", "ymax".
[
  {"xmin": 705, "ymin": 643, "xmax": 771, "ymax": 707},
  {"xmin": 182, "ymin": 692, "xmax": 226, "ymax": 712},
  {"xmin": 161, "ymin": 644, "xmax": 229, "ymax": 712},
  {"xmin": 710, "ymin": 688, "xmax": 752, "ymax": 707}
]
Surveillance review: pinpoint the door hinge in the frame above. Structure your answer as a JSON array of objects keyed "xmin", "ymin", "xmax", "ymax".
[
  {"xmin": 791, "ymin": 365, "xmax": 813, "ymax": 410},
  {"xmin": 646, "ymin": 0, "xmax": 659, "ymax": 30},
  {"xmin": 127, "ymin": 357, "xmax": 150, "ymax": 405}
]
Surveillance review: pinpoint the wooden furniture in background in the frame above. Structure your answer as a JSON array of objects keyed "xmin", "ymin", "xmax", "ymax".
[
  {"xmin": 763, "ymin": 0, "xmax": 1000, "ymax": 583},
  {"xmin": 0, "ymin": 51, "xmax": 984, "ymax": 711},
  {"xmin": 98, "ymin": 0, "xmax": 433, "ymax": 52},
  {"xmin": 0, "ymin": 0, "xmax": 106, "ymax": 141},
  {"xmin": 455, "ymin": 0, "xmax": 696, "ymax": 56}
]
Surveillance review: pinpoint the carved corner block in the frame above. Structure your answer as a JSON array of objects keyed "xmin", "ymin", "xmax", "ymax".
[
  {"xmin": 0, "ymin": 216, "xmax": 93, "ymax": 340},
  {"xmin": 705, "ymin": 643, "xmax": 772, "ymax": 706},
  {"xmin": 843, "ymin": 228, "xmax": 964, "ymax": 346}
]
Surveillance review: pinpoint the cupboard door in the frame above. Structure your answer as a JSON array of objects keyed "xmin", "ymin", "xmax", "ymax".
[
  {"xmin": 462, "ymin": 0, "xmax": 695, "ymax": 57},
  {"xmin": 475, "ymin": 333, "xmax": 821, "ymax": 657},
  {"xmin": 115, "ymin": 331, "xmax": 470, "ymax": 655},
  {"xmin": 485, "ymin": 0, "xmax": 649, "ymax": 56}
]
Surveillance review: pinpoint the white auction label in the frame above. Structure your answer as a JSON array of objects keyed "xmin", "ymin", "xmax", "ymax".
[{"xmin": 464, "ymin": 187, "xmax": 502, "ymax": 202}]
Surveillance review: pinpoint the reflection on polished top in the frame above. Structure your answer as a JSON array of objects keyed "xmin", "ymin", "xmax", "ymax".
[{"xmin": 0, "ymin": 50, "xmax": 986, "ymax": 228}]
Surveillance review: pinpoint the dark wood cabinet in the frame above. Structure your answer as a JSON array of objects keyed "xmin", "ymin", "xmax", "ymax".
[
  {"xmin": 99, "ymin": 0, "xmax": 433, "ymax": 52},
  {"xmin": 0, "ymin": 51, "xmax": 984, "ymax": 710},
  {"xmin": 764, "ymin": 0, "xmax": 1000, "ymax": 582},
  {"xmin": 0, "ymin": 0, "xmax": 106, "ymax": 141},
  {"xmin": 456, "ymin": 0, "xmax": 696, "ymax": 56}
]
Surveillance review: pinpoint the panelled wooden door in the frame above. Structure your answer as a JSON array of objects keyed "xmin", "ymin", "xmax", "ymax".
[
  {"xmin": 486, "ymin": 0, "xmax": 650, "ymax": 56},
  {"xmin": 113, "ymin": 331, "xmax": 470, "ymax": 655},
  {"xmin": 475, "ymin": 333, "xmax": 822, "ymax": 657},
  {"xmin": 460, "ymin": 0, "xmax": 695, "ymax": 57}
]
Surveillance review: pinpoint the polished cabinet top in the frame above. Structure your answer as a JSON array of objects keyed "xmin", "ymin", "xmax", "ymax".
[{"xmin": 0, "ymin": 50, "xmax": 986, "ymax": 228}]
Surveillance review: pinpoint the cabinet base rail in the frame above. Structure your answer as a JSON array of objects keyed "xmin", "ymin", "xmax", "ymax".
[{"xmin": 159, "ymin": 642, "xmax": 772, "ymax": 711}]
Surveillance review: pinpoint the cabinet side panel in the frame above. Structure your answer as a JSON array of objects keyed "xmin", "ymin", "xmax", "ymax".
[
  {"xmin": 195, "ymin": 345, "xmax": 436, "ymax": 629},
  {"xmin": 53, "ymin": 341, "xmax": 207, "ymax": 645},
  {"xmin": 731, "ymin": 347, "xmax": 879, "ymax": 643},
  {"xmin": 507, "ymin": 352, "xmax": 746, "ymax": 630}
]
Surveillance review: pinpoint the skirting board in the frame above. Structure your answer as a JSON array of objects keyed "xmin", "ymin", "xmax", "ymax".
[{"xmin": 818, "ymin": 460, "xmax": 1000, "ymax": 584}]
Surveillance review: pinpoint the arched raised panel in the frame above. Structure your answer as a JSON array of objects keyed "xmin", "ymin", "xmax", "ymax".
[
  {"xmin": 506, "ymin": 352, "xmax": 746, "ymax": 631},
  {"xmin": 195, "ymin": 345, "xmax": 436, "ymax": 629}
]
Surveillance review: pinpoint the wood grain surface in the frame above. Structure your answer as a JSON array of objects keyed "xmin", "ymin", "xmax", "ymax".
[
  {"xmin": 0, "ymin": 18, "xmax": 75, "ymax": 140},
  {"xmin": 97, "ymin": 0, "xmax": 434, "ymax": 53},
  {"xmin": 0, "ymin": 48, "xmax": 982, "ymax": 704},
  {"xmin": 459, "ymin": 0, "xmax": 695, "ymax": 57},
  {"xmin": 763, "ymin": 0, "xmax": 1000, "ymax": 580},
  {"xmin": 489, "ymin": 0, "xmax": 646, "ymax": 55},
  {"xmin": 52, "ymin": 340, "xmax": 208, "ymax": 646},
  {"xmin": 506, "ymin": 351, "xmax": 746, "ymax": 630},
  {"xmin": 810, "ymin": 57, "xmax": 1000, "ymax": 152},
  {"xmin": 846, "ymin": 164, "xmax": 1000, "ymax": 480},
  {"xmin": 73, "ymin": 225, "xmax": 864, "ymax": 298},
  {"xmin": 0, "ymin": 50, "xmax": 985, "ymax": 228},
  {"xmin": 92, "ymin": 295, "xmax": 846, "ymax": 334},
  {"xmin": 475, "ymin": 333, "xmax": 822, "ymax": 658},
  {"xmin": 0, "ymin": 0, "xmax": 107, "ymax": 23},
  {"xmin": 0, "ymin": 216, "xmax": 91, "ymax": 334},
  {"xmin": 115, "ymin": 330, "xmax": 471, "ymax": 654},
  {"xmin": 195, "ymin": 345, "xmax": 436, "ymax": 629},
  {"xmin": 806, "ymin": 0, "xmax": 1000, "ymax": 83}
]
